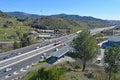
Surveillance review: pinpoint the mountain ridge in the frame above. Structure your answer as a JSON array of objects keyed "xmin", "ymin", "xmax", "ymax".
[
  {"xmin": 5, "ymin": 11, "xmax": 107, "ymax": 21},
  {"xmin": 6, "ymin": 11, "xmax": 43, "ymax": 18},
  {"xmin": 6, "ymin": 11, "xmax": 120, "ymax": 25}
]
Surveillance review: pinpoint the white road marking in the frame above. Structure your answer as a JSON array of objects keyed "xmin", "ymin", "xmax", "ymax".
[{"xmin": 0, "ymin": 43, "xmax": 61, "ymax": 70}]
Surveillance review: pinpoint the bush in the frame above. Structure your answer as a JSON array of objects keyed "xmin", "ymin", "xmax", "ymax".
[
  {"xmin": 22, "ymin": 66, "xmax": 67, "ymax": 80},
  {"xmin": 84, "ymin": 71, "xmax": 94, "ymax": 79}
]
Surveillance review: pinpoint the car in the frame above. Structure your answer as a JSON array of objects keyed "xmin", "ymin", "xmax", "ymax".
[
  {"xmin": 42, "ymin": 53, "xmax": 46, "ymax": 56},
  {"xmin": 5, "ymin": 67, "xmax": 12, "ymax": 72},
  {"xmin": 97, "ymin": 58, "xmax": 101, "ymax": 64},
  {"xmin": 5, "ymin": 74, "xmax": 11, "ymax": 78},
  {"xmin": 39, "ymin": 44, "xmax": 42, "ymax": 47},
  {"xmin": 18, "ymin": 52, "xmax": 22, "ymax": 55},
  {"xmin": 55, "ymin": 48, "xmax": 58, "ymax": 51},
  {"xmin": 31, "ymin": 63, "xmax": 37, "ymax": 66},
  {"xmin": 53, "ymin": 41, "xmax": 61, "ymax": 46},
  {"xmin": 41, "ymin": 53, "xmax": 47, "ymax": 59},
  {"xmin": 3, "ymin": 56, "xmax": 8, "ymax": 60},
  {"xmin": 40, "ymin": 55, "xmax": 45, "ymax": 61},
  {"xmin": 36, "ymin": 46, "xmax": 40, "ymax": 49},
  {"xmin": 20, "ymin": 68, "xmax": 27, "ymax": 72},
  {"xmin": 11, "ymin": 52, "xmax": 18, "ymax": 56}
]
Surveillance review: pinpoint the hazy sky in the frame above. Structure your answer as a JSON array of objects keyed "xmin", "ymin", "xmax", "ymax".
[{"xmin": 0, "ymin": 0, "xmax": 120, "ymax": 20}]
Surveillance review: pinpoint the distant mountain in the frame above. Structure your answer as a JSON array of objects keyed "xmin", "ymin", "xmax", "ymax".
[
  {"xmin": 107, "ymin": 20, "xmax": 120, "ymax": 25},
  {"xmin": 0, "ymin": 10, "xmax": 115, "ymax": 35},
  {"xmin": 22, "ymin": 16, "xmax": 110, "ymax": 30},
  {"xmin": 6, "ymin": 11, "xmax": 42, "ymax": 18},
  {"xmin": 50, "ymin": 14, "xmax": 110, "ymax": 24},
  {"xmin": 5, "ymin": 11, "xmax": 113, "ymax": 29},
  {"xmin": 6, "ymin": 11, "xmax": 120, "ymax": 27},
  {"xmin": 6, "ymin": 12, "xmax": 112, "ymax": 24}
]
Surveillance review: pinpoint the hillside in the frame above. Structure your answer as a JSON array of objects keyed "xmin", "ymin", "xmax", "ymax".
[
  {"xmin": 0, "ymin": 10, "xmax": 111, "ymax": 34},
  {"xmin": 108, "ymin": 20, "xmax": 120, "ymax": 25},
  {"xmin": 0, "ymin": 11, "xmax": 11, "ymax": 18},
  {"xmin": 6, "ymin": 11, "xmax": 114, "ymax": 25},
  {"xmin": 51, "ymin": 14, "xmax": 109, "ymax": 24},
  {"xmin": 6, "ymin": 11, "xmax": 42, "ymax": 18},
  {"xmin": 0, "ymin": 10, "xmax": 112, "ymax": 40},
  {"xmin": 0, "ymin": 11, "xmax": 34, "ymax": 41},
  {"xmin": 21, "ymin": 16, "xmax": 110, "ymax": 30},
  {"xmin": 0, "ymin": 10, "xmax": 111, "ymax": 35},
  {"xmin": 22, "ymin": 17, "xmax": 83, "ymax": 29}
]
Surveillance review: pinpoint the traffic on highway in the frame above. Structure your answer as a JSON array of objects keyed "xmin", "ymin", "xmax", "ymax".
[
  {"xmin": 0, "ymin": 26, "xmax": 115, "ymax": 80},
  {"xmin": 0, "ymin": 32, "xmax": 75, "ymax": 80}
]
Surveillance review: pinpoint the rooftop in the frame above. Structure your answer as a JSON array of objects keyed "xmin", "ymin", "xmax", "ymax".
[
  {"xmin": 108, "ymin": 36, "xmax": 120, "ymax": 42},
  {"xmin": 51, "ymin": 46, "xmax": 69, "ymax": 58}
]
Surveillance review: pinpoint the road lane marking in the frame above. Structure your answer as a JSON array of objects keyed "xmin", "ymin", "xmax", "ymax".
[{"xmin": 0, "ymin": 44, "xmax": 61, "ymax": 70}]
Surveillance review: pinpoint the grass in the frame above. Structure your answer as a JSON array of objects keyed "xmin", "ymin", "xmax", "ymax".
[
  {"xmin": 0, "ymin": 26, "xmax": 34, "ymax": 41},
  {"xmin": 21, "ymin": 70, "xmax": 38, "ymax": 80},
  {"xmin": 71, "ymin": 27, "xmax": 81, "ymax": 33},
  {"xmin": 63, "ymin": 71, "xmax": 89, "ymax": 80},
  {"xmin": 19, "ymin": 59, "xmax": 120, "ymax": 80}
]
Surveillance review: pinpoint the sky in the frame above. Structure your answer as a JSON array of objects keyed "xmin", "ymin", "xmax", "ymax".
[{"xmin": 0, "ymin": 0, "xmax": 120, "ymax": 20}]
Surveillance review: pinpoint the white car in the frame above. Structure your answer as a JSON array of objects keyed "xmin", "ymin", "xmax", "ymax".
[
  {"xmin": 36, "ymin": 46, "xmax": 40, "ymax": 49},
  {"xmin": 97, "ymin": 57, "xmax": 101, "ymax": 64},
  {"xmin": 55, "ymin": 48, "xmax": 58, "ymax": 51},
  {"xmin": 5, "ymin": 67, "xmax": 12, "ymax": 72},
  {"xmin": 5, "ymin": 74, "xmax": 11, "ymax": 78}
]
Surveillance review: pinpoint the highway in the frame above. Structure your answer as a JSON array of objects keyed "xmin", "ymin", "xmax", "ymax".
[
  {"xmin": 0, "ymin": 26, "xmax": 115, "ymax": 80},
  {"xmin": 0, "ymin": 26, "xmax": 115, "ymax": 61},
  {"xmin": 90, "ymin": 26, "xmax": 115, "ymax": 35},
  {"xmin": 0, "ymin": 33, "xmax": 75, "ymax": 80},
  {"xmin": 0, "ymin": 45, "xmax": 66, "ymax": 80},
  {"xmin": 0, "ymin": 35, "xmax": 75, "ymax": 70},
  {"xmin": 0, "ymin": 34, "xmax": 74, "ymax": 61}
]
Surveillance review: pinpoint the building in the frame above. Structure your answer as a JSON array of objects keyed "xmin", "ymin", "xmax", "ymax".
[
  {"xmin": 38, "ymin": 34, "xmax": 51, "ymax": 38},
  {"xmin": 36, "ymin": 29, "xmax": 54, "ymax": 33},
  {"xmin": 102, "ymin": 36, "xmax": 120, "ymax": 48},
  {"xmin": 47, "ymin": 46, "xmax": 69, "ymax": 64}
]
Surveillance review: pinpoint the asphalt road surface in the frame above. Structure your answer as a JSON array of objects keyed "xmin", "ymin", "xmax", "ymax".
[{"xmin": 0, "ymin": 26, "xmax": 115, "ymax": 80}]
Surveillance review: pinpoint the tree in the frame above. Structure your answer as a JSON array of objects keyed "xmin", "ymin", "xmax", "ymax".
[
  {"xmin": 20, "ymin": 33, "xmax": 33, "ymax": 47},
  {"xmin": 72, "ymin": 30, "xmax": 100, "ymax": 72},
  {"xmin": 27, "ymin": 37, "xmax": 33, "ymax": 45},
  {"xmin": 20, "ymin": 33, "xmax": 29, "ymax": 47},
  {"xmin": 104, "ymin": 45, "xmax": 120, "ymax": 80},
  {"xmin": 13, "ymin": 41, "xmax": 20, "ymax": 49}
]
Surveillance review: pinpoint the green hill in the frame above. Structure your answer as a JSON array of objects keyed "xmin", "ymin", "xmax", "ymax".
[
  {"xmin": 0, "ymin": 11, "xmax": 11, "ymax": 18},
  {"xmin": 0, "ymin": 11, "xmax": 34, "ymax": 41},
  {"xmin": 0, "ymin": 10, "xmax": 111, "ymax": 40},
  {"xmin": 51, "ymin": 14, "xmax": 109, "ymax": 24},
  {"xmin": 21, "ymin": 16, "xmax": 110, "ymax": 30},
  {"xmin": 23, "ymin": 17, "xmax": 81, "ymax": 29},
  {"xmin": 6, "ymin": 11, "xmax": 114, "ymax": 25}
]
